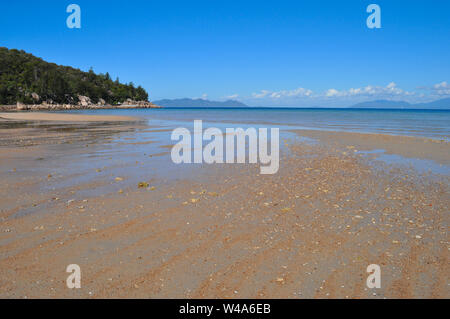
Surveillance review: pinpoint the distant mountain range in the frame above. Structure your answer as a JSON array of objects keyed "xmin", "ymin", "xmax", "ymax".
[
  {"xmin": 350, "ymin": 98, "xmax": 450, "ymax": 109},
  {"xmin": 152, "ymin": 97, "xmax": 450, "ymax": 109},
  {"xmin": 152, "ymin": 98, "xmax": 247, "ymax": 107}
]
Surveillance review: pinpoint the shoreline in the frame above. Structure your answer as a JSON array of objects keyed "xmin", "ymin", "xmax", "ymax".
[
  {"xmin": 292, "ymin": 129, "xmax": 450, "ymax": 166},
  {"xmin": 0, "ymin": 112, "xmax": 140, "ymax": 122},
  {"xmin": 0, "ymin": 115, "xmax": 448, "ymax": 298},
  {"xmin": 0, "ymin": 103, "xmax": 162, "ymax": 112}
]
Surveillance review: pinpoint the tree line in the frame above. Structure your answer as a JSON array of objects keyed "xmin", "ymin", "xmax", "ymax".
[{"xmin": 0, "ymin": 47, "xmax": 148, "ymax": 105}]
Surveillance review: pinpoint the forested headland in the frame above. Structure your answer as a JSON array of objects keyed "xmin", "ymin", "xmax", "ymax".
[{"xmin": 0, "ymin": 47, "xmax": 149, "ymax": 106}]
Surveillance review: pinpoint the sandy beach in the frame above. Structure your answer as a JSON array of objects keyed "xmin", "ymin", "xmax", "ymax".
[
  {"xmin": 292, "ymin": 129, "xmax": 450, "ymax": 166},
  {"xmin": 0, "ymin": 113, "xmax": 448, "ymax": 299},
  {"xmin": 2, "ymin": 0, "xmax": 450, "ymax": 306},
  {"xmin": 0, "ymin": 112, "xmax": 139, "ymax": 123}
]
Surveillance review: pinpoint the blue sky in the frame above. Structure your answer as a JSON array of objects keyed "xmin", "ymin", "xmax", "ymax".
[{"xmin": 1, "ymin": 0, "xmax": 449, "ymax": 106}]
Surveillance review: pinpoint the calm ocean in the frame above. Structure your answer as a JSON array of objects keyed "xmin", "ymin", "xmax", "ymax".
[{"xmin": 67, "ymin": 108, "xmax": 450, "ymax": 140}]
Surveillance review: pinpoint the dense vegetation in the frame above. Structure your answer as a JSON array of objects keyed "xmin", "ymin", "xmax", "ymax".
[{"xmin": 0, "ymin": 47, "xmax": 148, "ymax": 105}]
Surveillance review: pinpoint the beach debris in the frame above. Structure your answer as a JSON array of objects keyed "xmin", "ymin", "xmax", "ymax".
[
  {"xmin": 191, "ymin": 198, "xmax": 199, "ymax": 203},
  {"xmin": 96, "ymin": 169, "xmax": 102, "ymax": 172},
  {"xmin": 148, "ymin": 186, "xmax": 156, "ymax": 191},
  {"xmin": 208, "ymin": 192, "xmax": 218, "ymax": 197},
  {"xmin": 281, "ymin": 207, "xmax": 291, "ymax": 213},
  {"xmin": 118, "ymin": 189, "xmax": 124, "ymax": 194},
  {"xmin": 138, "ymin": 182, "xmax": 149, "ymax": 188},
  {"xmin": 67, "ymin": 199, "xmax": 75, "ymax": 205},
  {"xmin": 115, "ymin": 177, "xmax": 124, "ymax": 181},
  {"xmin": 4, "ymin": 229, "xmax": 11, "ymax": 233}
]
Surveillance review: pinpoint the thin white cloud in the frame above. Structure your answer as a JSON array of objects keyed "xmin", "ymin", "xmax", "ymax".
[
  {"xmin": 432, "ymin": 81, "xmax": 450, "ymax": 95},
  {"xmin": 252, "ymin": 90, "xmax": 271, "ymax": 99},
  {"xmin": 434, "ymin": 81, "xmax": 448, "ymax": 88},
  {"xmin": 252, "ymin": 83, "xmax": 417, "ymax": 101},
  {"xmin": 325, "ymin": 88, "xmax": 340, "ymax": 97},
  {"xmin": 324, "ymin": 82, "xmax": 415, "ymax": 98},
  {"xmin": 235, "ymin": 81, "xmax": 448, "ymax": 106},
  {"xmin": 252, "ymin": 87, "xmax": 313, "ymax": 99}
]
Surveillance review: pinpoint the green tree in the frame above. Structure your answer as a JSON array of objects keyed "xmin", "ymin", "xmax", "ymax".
[{"xmin": 0, "ymin": 47, "xmax": 150, "ymax": 105}]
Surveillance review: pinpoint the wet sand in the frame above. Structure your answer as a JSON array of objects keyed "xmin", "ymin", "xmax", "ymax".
[
  {"xmin": 0, "ymin": 119, "xmax": 448, "ymax": 299},
  {"xmin": 0, "ymin": 112, "xmax": 138, "ymax": 122},
  {"xmin": 292, "ymin": 129, "xmax": 450, "ymax": 166}
]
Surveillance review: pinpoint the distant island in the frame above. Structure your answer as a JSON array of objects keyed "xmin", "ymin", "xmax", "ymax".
[
  {"xmin": 153, "ymin": 97, "xmax": 449, "ymax": 109},
  {"xmin": 0, "ymin": 47, "xmax": 158, "ymax": 110},
  {"xmin": 153, "ymin": 98, "xmax": 247, "ymax": 107},
  {"xmin": 350, "ymin": 98, "xmax": 450, "ymax": 109}
]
